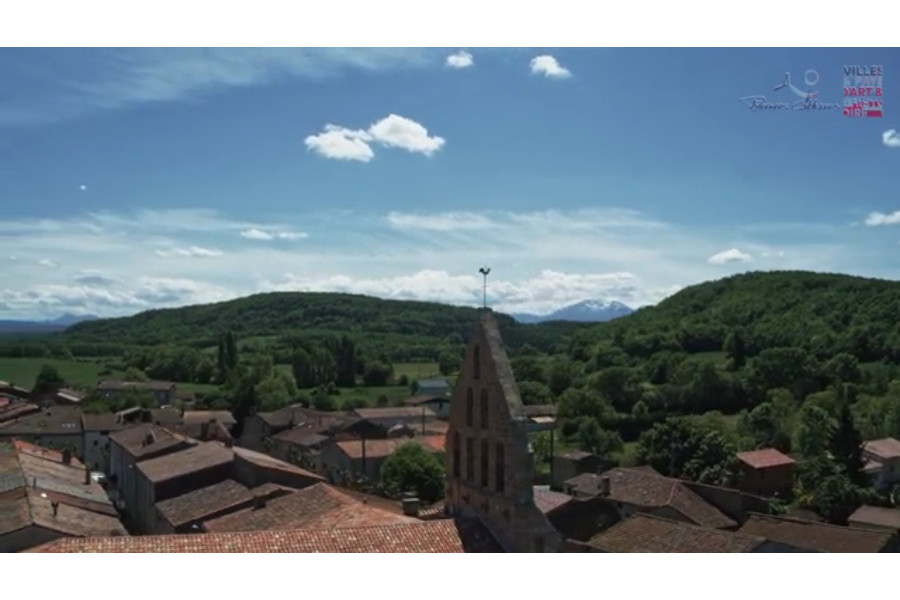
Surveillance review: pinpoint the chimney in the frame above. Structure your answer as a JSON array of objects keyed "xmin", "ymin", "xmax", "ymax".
[
  {"xmin": 402, "ymin": 497, "xmax": 421, "ymax": 517},
  {"xmin": 600, "ymin": 476, "xmax": 611, "ymax": 497},
  {"xmin": 51, "ymin": 501, "xmax": 60, "ymax": 517},
  {"xmin": 61, "ymin": 448, "xmax": 72, "ymax": 465},
  {"xmin": 253, "ymin": 496, "xmax": 267, "ymax": 510}
]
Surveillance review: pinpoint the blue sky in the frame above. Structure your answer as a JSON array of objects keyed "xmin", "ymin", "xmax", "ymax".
[{"xmin": 1, "ymin": 47, "xmax": 898, "ymax": 319}]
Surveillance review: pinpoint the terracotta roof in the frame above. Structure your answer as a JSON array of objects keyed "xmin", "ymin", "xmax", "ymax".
[
  {"xmin": 271, "ymin": 425, "xmax": 331, "ymax": 447},
  {"xmin": 257, "ymin": 405, "xmax": 344, "ymax": 429},
  {"xmin": 737, "ymin": 448, "xmax": 795, "ymax": 469},
  {"xmin": 588, "ymin": 514, "xmax": 767, "ymax": 553},
  {"xmin": 12, "ymin": 439, "xmax": 83, "ymax": 466},
  {"xmin": 156, "ymin": 479, "xmax": 254, "ymax": 528},
  {"xmin": 82, "ymin": 413, "xmax": 131, "ymax": 432},
  {"xmin": 848, "ymin": 505, "xmax": 900, "ymax": 531},
  {"xmin": 138, "ymin": 442, "xmax": 233, "ymax": 484},
  {"xmin": 0, "ymin": 406, "xmax": 83, "ymax": 435},
  {"xmin": 738, "ymin": 514, "xmax": 896, "ymax": 552},
  {"xmin": 203, "ymin": 482, "xmax": 413, "ymax": 532},
  {"xmin": 565, "ymin": 468, "xmax": 736, "ymax": 529},
  {"xmin": 20, "ymin": 488, "xmax": 127, "ymax": 537},
  {"xmin": 108, "ymin": 424, "xmax": 193, "ymax": 459},
  {"xmin": 336, "ymin": 436, "xmax": 446, "ymax": 460},
  {"xmin": 28, "ymin": 518, "xmax": 502, "ymax": 553},
  {"xmin": 863, "ymin": 438, "xmax": 900, "ymax": 461},
  {"xmin": 533, "ymin": 486, "xmax": 574, "ymax": 514},
  {"xmin": 352, "ymin": 407, "xmax": 438, "ymax": 422},
  {"xmin": 231, "ymin": 446, "xmax": 325, "ymax": 482},
  {"xmin": 0, "ymin": 402, "xmax": 40, "ymax": 423}
]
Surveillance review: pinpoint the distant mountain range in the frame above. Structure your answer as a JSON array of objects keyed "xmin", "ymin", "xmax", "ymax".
[
  {"xmin": 0, "ymin": 313, "xmax": 99, "ymax": 334},
  {"xmin": 511, "ymin": 300, "xmax": 634, "ymax": 324}
]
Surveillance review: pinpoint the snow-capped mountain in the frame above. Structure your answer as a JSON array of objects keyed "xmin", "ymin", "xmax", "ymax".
[{"xmin": 511, "ymin": 300, "xmax": 634, "ymax": 324}]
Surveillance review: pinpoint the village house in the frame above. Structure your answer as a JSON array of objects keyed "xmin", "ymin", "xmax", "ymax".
[
  {"xmin": 269, "ymin": 426, "xmax": 331, "ymax": 471},
  {"xmin": 0, "ymin": 440, "xmax": 126, "ymax": 552},
  {"xmin": 735, "ymin": 448, "xmax": 796, "ymax": 498},
  {"xmin": 862, "ymin": 438, "xmax": 900, "ymax": 490},
  {"xmin": 0, "ymin": 397, "xmax": 40, "ymax": 424},
  {"xmin": 321, "ymin": 435, "xmax": 446, "ymax": 483},
  {"xmin": 552, "ymin": 450, "xmax": 605, "ymax": 490},
  {"xmin": 96, "ymin": 380, "xmax": 177, "ymax": 407},
  {"xmin": 737, "ymin": 513, "xmax": 900, "ymax": 552},
  {"xmin": 415, "ymin": 378, "xmax": 449, "ymax": 397},
  {"xmin": 239, "ymin": 404, "xmax": 348, "ymax": 451},
  {"xmin": 28, "ymin": 517, "xmax": 503, "ymax": 553},
  {"xmin": 348, "ymin": 406, "xmax": 439, "ymax": 437},
  {"xmin": 580, "ymin": 513, "xmax": 782, "ymax": 553},
  {"xmin": 444, "ymin": 310, "xmax": 562, "ymax": 552},
  {"xmin": 82, "ymin": 412, "xmax": 132, "ymax": 473},
  {"xmin": 404, "ymin": 394, "xmax": 452, "ymax": 418},
  {"xmin": 847, "ymin": 505, "xmax": 900, "ymax": 534},
  {"xmin": 0, "ymin": 406, "xmax": 84, "ymax": 457}
]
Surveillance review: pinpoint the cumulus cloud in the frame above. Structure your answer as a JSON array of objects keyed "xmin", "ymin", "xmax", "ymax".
[
  {"xmin": 155, "ymin": 246, "xmax": 223, "ymax": 258},
  {"xmin": 239, "ymin": 228, "xmax": 308, "ymax": 241},
  {"xmin": 864, "ymin": 211, "xmax": 900, "ymax": 226},
  {"xmin": 74, "ymin": 271, "xmax": 118, "ymax": 286},
  {"xmin": 707, "ymin": 248, "xmax": 752, "ymax": 265},
  {"xmin": 446, "ymin": 51, "xmax": 474, "ymax": 69},
  {"xmin": 530, "ymin": 55, "xmax": 571, "ymax": 79},
  {"xmin": 305, "ymin": 114, "xmax": 445, "ymax": 162},
  {"xmin": 883, "ymin": 129, "xmax": 900, "ymax": 148},
  {"xmin": 38, "ymin": 259, "xmax": 58, "ymax": 268}
]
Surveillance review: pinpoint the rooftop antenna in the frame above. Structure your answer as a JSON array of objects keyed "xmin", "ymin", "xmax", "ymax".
[{"xmin": 478, "ymin": 267, "xmax": 491, "ymax": 310}]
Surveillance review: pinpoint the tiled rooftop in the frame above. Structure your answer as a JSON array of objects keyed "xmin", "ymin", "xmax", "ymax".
[
  {"xmin": 588, "ymin": 514, "xmax": 767, "ymax": 553},
  {"xmin": 138, "ymin": 441, "xmax": 233, "ymax": 483},
  {"xmin": 203, "ymin": 482, "xmax": 412, "ymax": 532},
  {"xmin": 352, "ymin": 407, "xmax": 438, "ymax": 421},
  {"xmin": 232, "ymin": 445, "xmax": 325, "ymax": 481},
  {"xmin": 13, "ymin": 439, "xmax": 83, "ymax": 466},
  {"xmin": 403, "ymin": 394, "xmax": 449, "ymax": 406},
  {"xmin": 533, "ymin": 486, "xmax": 574, "ymax": 514},
  {"xmin": 848, "ymin": 505, "xmax": 900, "ymax": 530},
  {"xmin": 336, "ymin": 436, "xmax": 446, "ymax": 460},
  {"xmin": 156, "ymin": 479, "xmax": 255, "ymax": 528},
  {"xmin": 82, "ymin": 413, "xmax": 132, "ymax": 432},
  {"xmin": 108, "ymin": 423, "xmax": 193, "ymax": 459},
  {"xmin": 863, "ymin": 438, "xmax": 900, "ymax": 461},
  {"xmin": 271, "ymin": 426, "xmax": 330, "ymax": 448},
  {"xmin": 565, "ymin": 468, "xmax": 736, "ymax": 530},
  {"xmin": 738, "ymin": 513, "xmax": 896, "ymax": 552},
  {"xmin": 0, "ymin": 406, "xmax": 83, "ymax": 435},
  {"xmin": 736, "ymin": 448, "xmax": 795, "ymax": 469},
  {"xmin": 29, "ymin": 518, "xmax": 502, "ymax": 553}
]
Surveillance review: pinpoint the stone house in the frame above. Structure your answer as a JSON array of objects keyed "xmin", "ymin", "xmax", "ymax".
[
  {"xmin": 735, "ymin": 448, "xmax": 795, "ymax": 498},
  {"xmin": 0, "ymin": 406, "xmax": 84, "ymax": 457}
]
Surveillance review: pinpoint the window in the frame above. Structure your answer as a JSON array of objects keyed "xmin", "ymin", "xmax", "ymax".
[
  {"xmin": 466, "ymin": 437, "xmax": 475, "ymax": 482},
  {"xmin": 480, "ymin": 439, "xmax": 489, "ymax": 487},
  {"xmin": 466, "ymin": 388, "xmax": 474, "ymax": 427},
  {"xmin": 452, "ymin": 433, "xmax": 460, "ymax": 478},
  {"xmin": 473, "ymin": 344, "xmax": 481, "ymax": 379},
  {"xmin": 495, "ymin": 443, "xmax": 506, "ymax": 493},
  {"xmin": 480, "ymin": 389, "xmax": 489, "ymax": 429}
]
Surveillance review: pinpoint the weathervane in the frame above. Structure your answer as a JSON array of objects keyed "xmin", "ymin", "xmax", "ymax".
[{"xmin": 478, "ymin": 266, "xmax": 491, "ymax": 310}]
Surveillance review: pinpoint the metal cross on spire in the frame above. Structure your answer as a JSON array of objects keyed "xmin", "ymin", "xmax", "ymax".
[{"xmin": 478, "ymin": 266, "xmax": 491, "ymax": 310}]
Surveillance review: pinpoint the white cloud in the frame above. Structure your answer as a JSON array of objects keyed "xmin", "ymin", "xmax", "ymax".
[
  {"xmin": 306, "ymin": 114, "xmax": 445, "ymax": 162},
  {"xmin": 707, "ymin": 248, "xmax": 752, "ymax": 265},
  {"xmin": 0, "ymin": 48, "xmax": 443, "ymax": 127},
  {"xmin": 155, "ymin": 246, "xmax": 223, "ymax": 258},
  {"xmin": 883, "ymin": 129, "xmax": 900, "ymax": 148},
  {"xmin": 239, "ymin": 228, "xmax": 308, "ymax": 241},
  {"xmin": 530, "ymin": 55, "xmax": 571, "ymax": 79},
  {"xmin": 38, "ymin": 259, "xmax": 58, "ymax": 269},
  {"xmin": 864, "ymin": 211, "xmax": 900, "ymax": 226},
  {"xmin": 0, "ymin": 206, "xmax": 874, "ymax": 319},
  {"xmin": 446, "ymin": 51, "xmax": 474, "ymax": 69}
]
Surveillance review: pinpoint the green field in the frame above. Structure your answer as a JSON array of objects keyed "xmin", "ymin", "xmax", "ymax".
[{"xmin": 0, "ymin": 357, "xmax": 125, "ymax": 390}]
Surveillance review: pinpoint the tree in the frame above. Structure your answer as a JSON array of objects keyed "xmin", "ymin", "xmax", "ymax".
[
  {"xmin": 636, "ymin": 417, "xmax": 737, "ymax": 485},
  {"xmin": 438, "ymin": 351, "xmax": 461, "ymax": 376},
  {"xmin": 814, "ymin": 472, "xmax": 863, "ymax": 525},
  {"xmin": 510, "ymin": 356, "xmax": 545, "ymax": 384},
  {"xmin": 33, "ymin": 364, "xmax": 65, "ymax": 394},
  {"xmin": 576, "ymin": 418, "xmax": 624, "ymax": 457},
  {"xmin": 829, "ymin": 398, "xmax": 868, "ymax": 488},
  {"xmin": 723, "ymin": 329, "xmax": 747, "ymax": 370},
  {"xmin": 795, "ymin": 404, "xmax": 835, "ymax": 459},
  {"xmin": 333, "ymin": 335, "xmax": 358, "ymax": 387},
  {"xmin": 363, "ymin": 361, "xmax": 393, "ymax": 387},
  {"xmin": 547, "ymin": 357, "xmax": 574, "ymax": 396},
  {"xmin": 123, "ymin": 366, "xmax": 147, "ymax": 382},
  {"xmin": 517, "ymin": 381, "xmax": 553, "ymax": 406},
  {"xmin": 379, "ymin": 442, "xmax": 445, "ymax": 503}
]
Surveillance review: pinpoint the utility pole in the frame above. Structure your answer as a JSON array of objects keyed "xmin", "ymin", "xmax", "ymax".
[{"xmin": 478, "ymin": 267, "xmax": 491, "ymax": 310}]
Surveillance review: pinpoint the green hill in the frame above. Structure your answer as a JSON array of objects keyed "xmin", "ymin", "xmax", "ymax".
[{"xmin": 572, "ymin": 270, "xmax": 900, "ymax": 362}]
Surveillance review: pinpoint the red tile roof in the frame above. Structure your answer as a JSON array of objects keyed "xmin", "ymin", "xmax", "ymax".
[
  {"xmin": 28, "ymin": 518, "xmax": 502, "ymax": 553},
  {"xmin": 589, "ymin": 514, "xmax": 767, "ymax": 553},
  {"xmin": 738, "ymin": 514, "xmax": 897, "ymax": 552},
  {"xmin": 848, "ymin": 505, "xmax": 900, "ymax": 530},
  {"xmin": 336, "ymin": 436, "xmax": 446, "ymax": 460},
  {"xmin": 156, "ymin": 479, "xmax": 255, "ymax": 528},
  {"xmin": 137, "ymin": 441, "xmax": 232, "ymax": 483},
  {"xmin": 12, "ymin": 439, "xmax": 83, "ymax": 466},
  {"xmin": 532, "ymin": 486, "xmax": 574, "ymax": 514},
  {"xmin": 203, "ymin": 482, "xmax": 412, "ymax": 532},
  {"xmin": 736, "ymin": 448, "xmax": 795, "ymax": 469}
]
